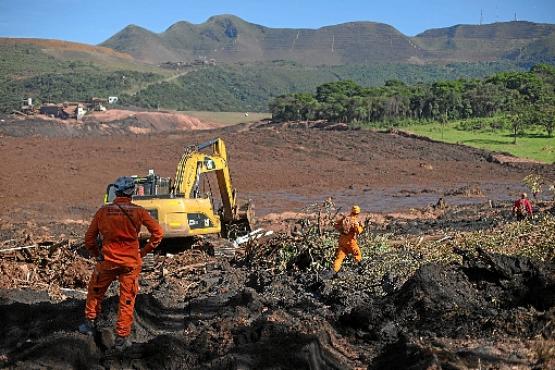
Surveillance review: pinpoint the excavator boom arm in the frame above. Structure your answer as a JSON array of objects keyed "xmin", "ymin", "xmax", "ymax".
[{"xmin": 174, "ymin": 138, "xmax": 237, "ymax": 222}]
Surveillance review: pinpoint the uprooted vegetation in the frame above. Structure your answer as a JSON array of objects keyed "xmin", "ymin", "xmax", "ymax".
[
  {"xmin": 244, "ymin": 202, "xmax": 554, "ymax": 278},
  {"xmin": 1, "ymin": 205, "xmax": 555, "ymax": 369}
]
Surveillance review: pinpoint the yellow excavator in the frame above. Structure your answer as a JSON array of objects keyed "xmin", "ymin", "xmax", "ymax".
[{"xmin": 105, "ymin": 138, "xmax": 253, "ymax": 240}]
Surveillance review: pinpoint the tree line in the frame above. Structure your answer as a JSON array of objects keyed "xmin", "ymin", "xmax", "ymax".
[{"xmin": 269, "ymin": 64, "xmax": 555, "ymax": 137}]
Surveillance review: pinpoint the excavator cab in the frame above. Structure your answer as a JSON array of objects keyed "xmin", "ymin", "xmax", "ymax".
[
  {"xmin": 104, "ymin": 138, "xmax": 253, "ymax": 240},
  {"xmin": 105, "ymin": 171, "xmax": 172, "ymax": 203}
]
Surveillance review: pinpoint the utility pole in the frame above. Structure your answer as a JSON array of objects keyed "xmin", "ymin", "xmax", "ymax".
[{"xmin": 480, "ymin": 9, "xmax": 483, "ymax": 25}]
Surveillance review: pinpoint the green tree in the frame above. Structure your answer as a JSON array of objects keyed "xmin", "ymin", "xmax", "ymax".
[
  {"xmin": 316, "ymin": 80, "xmax": 363, "ymax": 102},
  {"xmin": 268, "ymin": 64, "xmax": 555, "ymax": 129},
  {"xmin": 535, "ymin": 97, "xmax": 555, "ymax": 137}
]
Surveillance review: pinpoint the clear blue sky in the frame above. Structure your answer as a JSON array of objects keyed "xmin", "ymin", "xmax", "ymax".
[{"xmin": 1, "ymin": 0, "xmax": 554, "ymax": 45}]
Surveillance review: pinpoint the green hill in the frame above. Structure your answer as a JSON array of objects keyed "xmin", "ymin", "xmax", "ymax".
[
  {"xmin": 101, "ymin": 15, "xmax": 426, "ymax": 65},
  {"xmin": 125, "ymin": 61, "xmax": 526, "ymax": 112},
  {"xmin": 101, "ymin": 16, "xmax": 555, "ymax": 65},
  {"xmin": 0, "ymin": 38, "xmax": 165, "ymax": 111},
  {"xmin": 98, "ymin": 25, "xmax": 180, "ymax": 63},
  {"xmin": 413, "ymin": 21, "xmax": 555, "ymax": 62},
  {"xmin": 515, "ymin": 32, "xmax": 555, "ymax": 64},
  {"xmin": 0, "ymin": 38, "xmax": 162, "ymax": 76}
]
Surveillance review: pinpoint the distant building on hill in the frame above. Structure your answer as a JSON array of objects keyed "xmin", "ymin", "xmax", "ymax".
[
  {"xmin": 20, "ymin": 98, "xmax": 35, "ymax": 114},
  {"xmin": 89, "ymin": 98, "xmax": 107, "ymax": 112},
  {"xmin": 40, "ymin": 104, "xmax": 68, "ymax": 119},
  {"xmin": 36, "ymin": 96, "xmax": 118, "ymax": 120},
  {"xmin": 159, "ymin": 61, "xmax": 188, "ymax": 69},
  {"xmin": 39, "ymin": 102, "xmax": 87, "ymax": 120},
  {"xmin": 193, "ymin": 57, "xmax": 216, "ymax": 66}
]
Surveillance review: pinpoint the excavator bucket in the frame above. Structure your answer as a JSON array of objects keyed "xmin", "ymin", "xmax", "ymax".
[
  {"xmin": 237, "ymin": 200, "xmax": 255, "ymax": 227},
  {"xmin": 223, "ymin": 200, "xmax": 255, "ymax": 239}
]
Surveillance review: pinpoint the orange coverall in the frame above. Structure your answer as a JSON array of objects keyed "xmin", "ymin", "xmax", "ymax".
[
  {"xmin": 333, "ymin": 215, "xmax": 363, "ymax": 272},
  {"xmin": 84, "ymin": 196, "xmax": 163, "ymax": 337}
]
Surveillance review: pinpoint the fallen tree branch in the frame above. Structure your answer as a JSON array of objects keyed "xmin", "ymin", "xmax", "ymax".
[
  {"xmin": 165, "ymin": 262, "xmax": 208, "ymax": 276},
  {"xmin": 60, "ymin": 287, "xmax": 87, "ymax": 295},
  {"xmin": 0, "ymin": 244, "xmax": 50, "ymax": 253},
  {"xmin": 437, "ymin": 235, "xmax": 454, "ymax": 243}
]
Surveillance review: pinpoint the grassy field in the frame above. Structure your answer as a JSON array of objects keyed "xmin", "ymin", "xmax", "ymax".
[
  {"xmin": 183, "ymin": 111, "xmax": 271, "ymax": 126},
  {"xmin": 400, "ymin": 122, "xmax": 555, "ymax": 163}
]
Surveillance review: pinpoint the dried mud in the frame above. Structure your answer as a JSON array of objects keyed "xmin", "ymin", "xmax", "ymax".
[{"xmin": 1, "ymin": 119, "xmax": 553, "ymax": 224}]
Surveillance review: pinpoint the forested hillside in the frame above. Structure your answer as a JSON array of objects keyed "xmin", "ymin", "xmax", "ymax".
[
  {"xmin": 0, "ymin": 39, "xmax": 165, "ymax": 112},
  {"xmin": 123, "ymin": 61, "xmax": 527, "ymax": 112},
  {"xmin": 0, "ymin": 41, "xmax": 526, "ymax": 113}
]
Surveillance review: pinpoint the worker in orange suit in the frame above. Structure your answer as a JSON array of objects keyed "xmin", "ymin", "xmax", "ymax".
[
  {"xmin": 79, "ymin": 176, "xmax": 163, "ymax": 349},
  {"xmin": 333, "ymin": 205, "xmax": 364, "ymax": 273}
]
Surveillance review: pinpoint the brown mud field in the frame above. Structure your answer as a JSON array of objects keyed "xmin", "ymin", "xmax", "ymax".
[
  {"xmin": 1, "ymin": 118, "xmax": 553, "ymax": 223},
  {"xmin": 1, "ymin": 117, "xmax": 555, "ymax": 369}
]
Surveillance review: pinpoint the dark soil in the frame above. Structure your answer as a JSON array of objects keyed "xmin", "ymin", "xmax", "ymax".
[{"xmin": 1, "ymin": 248, "xmax": 554, "ymax": 369}]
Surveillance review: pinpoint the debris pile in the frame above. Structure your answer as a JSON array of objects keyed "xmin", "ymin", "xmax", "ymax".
[
  {"xmin": 456, "ymin": 214, "xmax": 555, "ymax": 259},
  {"xmin": 241, "ymin": 199, "xmax": 342, "ymax": 272},
  {"xmin": 1, "ymin": 211, "xmax": 555, "ymax": 368},
  {"xmin": 0, "ymin": 240, "xmax": 92, "ymax": 299}
]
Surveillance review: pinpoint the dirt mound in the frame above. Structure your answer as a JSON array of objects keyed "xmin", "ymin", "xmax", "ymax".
[
  {"xmin": 0, "ymin": 110, "xmax": 215, "ymax": 137},
  {"xmin": 390, "ymin": 250, "xmax": 554, "ymax": 335},
  {"xmin": 339, "ymin": 249, "xmax": 555, "ymax": 368},
  {"xmin": 264, "ymin": 120, "xmax": 356, "ymax": 131},
  {"xmin": 83, "ymin": 109, "xmax": 216, "ymax": 132},
  {"xmin": 491, "ymin": 153, "xmax": 546, "ymax": 165}
]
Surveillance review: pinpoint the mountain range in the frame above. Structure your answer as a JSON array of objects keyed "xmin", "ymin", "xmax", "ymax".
[
  {"xmin": 101, "ymin": 15, "xmax": 555, "ymax": 65},
  {"xmin": 2, "ymin": 15, "xmax": 555, "ymax": 113}
]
